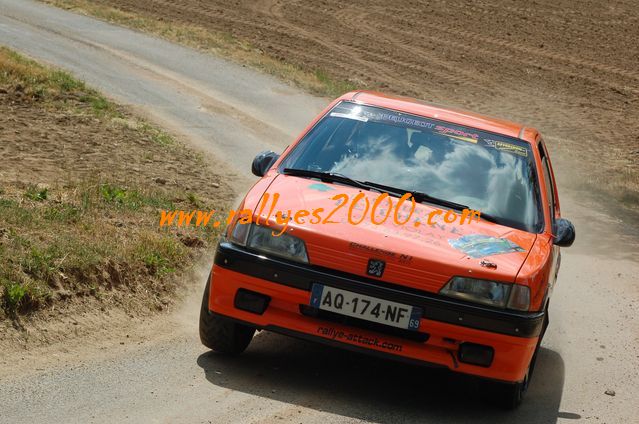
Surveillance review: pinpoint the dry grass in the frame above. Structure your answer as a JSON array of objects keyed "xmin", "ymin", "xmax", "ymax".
[
  {"xmin": 41, "ymin": 0, "xmax": 357, "ymax": 98},
  {"xmin": 0, "ymin": 47, "xmax": 228, "ymax": 319},
  {"xmin": 0, "ymin": 46, "xmax": 118, "ymax": 116},
  {"xmin": 1, "ymin": 183, "xmax": 187, "ymax": 314}
]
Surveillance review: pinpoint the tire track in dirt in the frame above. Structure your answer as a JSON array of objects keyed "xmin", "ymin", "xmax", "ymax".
[
  {"xmin": 369, "ymin": 9, "xmax": 639, "ymax": 95},
  {"xmin": 344, "ymin": 7, "xmax": 634, "ymax": 149},
  {"xmin": 311, "ymin": 7, "xmax": 504, "ymax": 94},
  {"xmin": 290, "ymin": 1, "xmax": 639, "ymax": 91},
  {"xmin": 149, "ymin": 0, "xmax": 402, "ymax": 86},
  {"xmin": 241, "ymin": 1, "xmax": 404, "ymax": 86},
  {"xmin": 427, "ymin": 12, "xmax": 639, "ymax": 84},
  {"xmin": 322, "ymin": 6, "xmax": 627, "ymax": 152}
]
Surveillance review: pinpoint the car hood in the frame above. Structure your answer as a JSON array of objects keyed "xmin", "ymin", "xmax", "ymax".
[{"xmin": 254, "ymin": 175, "xmax": 537, "ymax": 294}]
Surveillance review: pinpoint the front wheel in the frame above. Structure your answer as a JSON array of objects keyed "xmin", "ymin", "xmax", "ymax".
[
  {"xmin": 483, "ymin": 305, "xmax": 547, "ymax": 409},
  {"xmin": 199, "ymin": 273, "xmax": 255, "ymax": 354},
  {"xmin": 485, "ymin": 370, "xmax": 530, "ymax": 409}
]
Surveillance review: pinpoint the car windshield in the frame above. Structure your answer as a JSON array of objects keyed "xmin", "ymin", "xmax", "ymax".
[{"xmin": 279, "ymin": 102, "xmax": 543, "ymax": 233}]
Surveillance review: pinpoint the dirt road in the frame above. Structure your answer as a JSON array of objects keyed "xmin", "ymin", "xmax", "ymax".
[{"xmin": 1, "ymin": 1, "xmax": 638, "ymax": 423}]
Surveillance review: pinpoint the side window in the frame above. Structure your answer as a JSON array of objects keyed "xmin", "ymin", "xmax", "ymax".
[{"xmin": 538, "ymin": 142, "xmax": 556, "ymax": 220}]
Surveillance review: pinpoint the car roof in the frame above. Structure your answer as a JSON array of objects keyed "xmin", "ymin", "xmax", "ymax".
[{"xmin": 341, "ymin": 91, "xmax": 538, "ymax": 142}]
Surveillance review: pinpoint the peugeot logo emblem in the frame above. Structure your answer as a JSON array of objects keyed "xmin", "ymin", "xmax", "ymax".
[{"xmin": 367, "ymin": 259, "xmax": 385, "ymax": 277}]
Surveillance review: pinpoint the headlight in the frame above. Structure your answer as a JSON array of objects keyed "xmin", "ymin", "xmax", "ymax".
[
  {"xmin": 506, "ymin": 284, "xmax": 531, "ymax": 311},
  {"xmin": 230, "ymin": 223, "xmax": 308, "ymax": 263},
  {"xmin": 229, "ymin": 219, "xmax": 250, "ymax": 245},
  {"xmin": 439, "ymin": 277, "xmax": 530, "ymax": 311}
]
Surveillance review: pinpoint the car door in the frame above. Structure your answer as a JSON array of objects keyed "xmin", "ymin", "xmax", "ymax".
[{"xmin": 539, "ymin": 140, "xmax": 561, "ymax": 305}]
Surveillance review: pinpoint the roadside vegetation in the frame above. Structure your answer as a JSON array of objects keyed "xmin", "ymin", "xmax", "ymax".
[{"xmin": 0, "ymin": 47, "xmax": 232, "ymax": 321}]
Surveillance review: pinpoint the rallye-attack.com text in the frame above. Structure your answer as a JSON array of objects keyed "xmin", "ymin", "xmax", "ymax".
[
  {"xmin": 316, "ymin": 326, "xmax": 403, "ymax": 352},
  {"xmin": 159, "ymin": 192, "xmax": 481, "ymax": 236}
]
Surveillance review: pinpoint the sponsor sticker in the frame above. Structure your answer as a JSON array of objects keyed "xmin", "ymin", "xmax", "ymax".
[
  {"xmin": 448, "ymin": 234, "xmax": 526, "ymax": 258},
  {"xmin": 485, "ymin": 139, "xmax": 528, "ymax": 157}
]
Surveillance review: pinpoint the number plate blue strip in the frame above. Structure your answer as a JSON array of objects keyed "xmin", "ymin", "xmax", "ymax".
[
  {"xmin": 409, "ymin": 307, "xmax": 423, "ymax": 330},
  {"xmin": 310, "ymin": 284, "xmax": 324, "ymax": 308}
]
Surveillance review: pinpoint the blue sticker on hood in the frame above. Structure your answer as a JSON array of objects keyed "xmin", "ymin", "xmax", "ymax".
[
  {"xmin": 308, "ymin": 183, "xmax": 334, "ymax": 192},
  {"xmin": 448, "ymin": 234, "xmax": 525, "ymax": 258}
]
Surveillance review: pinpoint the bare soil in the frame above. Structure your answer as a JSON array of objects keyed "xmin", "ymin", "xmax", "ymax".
[{"xmin": 83, "ymin": 0, "xmax": 639, "ymax": 209}]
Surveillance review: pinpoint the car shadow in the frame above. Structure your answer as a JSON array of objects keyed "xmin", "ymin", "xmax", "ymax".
[{"xmin": 197, "ymin": 331, "xmax": 571, "ymax": 423}]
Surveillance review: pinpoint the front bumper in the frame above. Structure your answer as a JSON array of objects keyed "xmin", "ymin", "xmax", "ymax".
[{"xmin": 209, "ymin": 242, "xmax": 543, "ymax": 382}]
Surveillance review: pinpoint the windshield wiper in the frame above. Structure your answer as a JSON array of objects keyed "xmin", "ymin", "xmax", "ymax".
[
  {"xmin": 281, "ymin": 168, "xmax": 382, "ymax": 192},
  {"xmin": 475, "ymin": 211, "xmax": 505, "ymax": 226},
  {"xmin": 360, "ymin": 180, "xmax": 471, "ymax": 211},
  {"xmin": 282, "ymin": 169, "xmax": 497, "ymax": 219}
]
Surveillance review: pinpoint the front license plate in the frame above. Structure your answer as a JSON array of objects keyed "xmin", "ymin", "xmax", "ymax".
[{"xmin": 310, "ymin": 284, "xmax": 422, "ymax": 331}]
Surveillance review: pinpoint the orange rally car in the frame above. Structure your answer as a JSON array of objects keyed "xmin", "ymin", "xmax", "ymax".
[{"xmin": 199, "ymin": 91, "xmax": 575, "ymax": 408}]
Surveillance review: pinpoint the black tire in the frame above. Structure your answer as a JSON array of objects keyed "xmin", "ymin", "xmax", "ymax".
[
  {"xmin": 199, "ymin": 273, "xmax": 255, "ymax": 354},
  {"xmin": 482, "ymin": 340, "xmax": 538, "ymax": 409},
  {"xmin": 485, "ymin": 370, "xmax": 530, "ymax": 409},
  {"xmin": 483, "ymin": 310, "xmax": 547, "ymax": 409}
]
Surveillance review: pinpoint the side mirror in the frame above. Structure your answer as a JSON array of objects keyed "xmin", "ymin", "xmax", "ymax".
[
  {"xmin": 251, "ymin": 151, "xmax": 280, "ymax": 177},
  {"xmin": 553, "ymin": 218, "xmax": 575, "ymax": 247}
]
